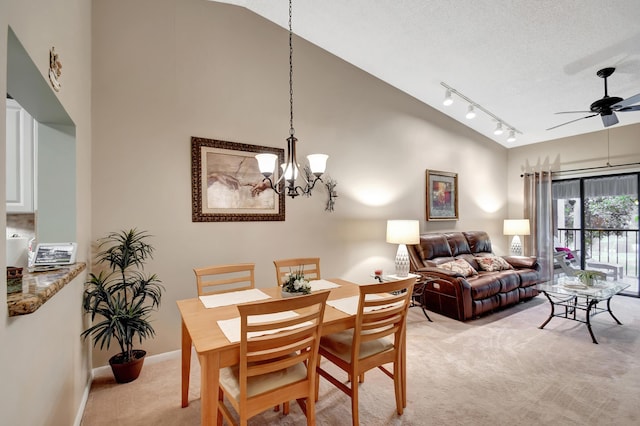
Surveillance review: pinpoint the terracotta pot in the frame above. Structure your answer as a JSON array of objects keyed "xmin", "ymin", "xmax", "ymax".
[{"xmin": 109, "ymin": 349, "xmax": 146, "ymax": 383}]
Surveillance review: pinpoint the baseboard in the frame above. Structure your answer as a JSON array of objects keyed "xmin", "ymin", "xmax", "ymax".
[
  {"xmin": 73, "ymin": 373, "xmax": 93, "ymax": 426},
  {"xmin": 75, "ymin": 349, "xmax": 182, "ymax": 425},
  {"xmin": 90, "ymin": 349, "xmax": 182, "ymax": 376}
]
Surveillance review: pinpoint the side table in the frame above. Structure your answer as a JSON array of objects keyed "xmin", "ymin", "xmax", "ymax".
[{"xmin": 375, "ymin": 273, "xmax": 433, "ymax": 322}]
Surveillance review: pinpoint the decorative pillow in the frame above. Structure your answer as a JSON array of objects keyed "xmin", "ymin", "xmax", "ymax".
[
  {"xmin": 438, "ymin": 259, "xmax": 478, "ymax": 277},
  {"xmin": 475, "ymin": 256, "xmax": 514, "ymax": 272},
  {"xmin": 555, "ymin": 247, "xmax": 574, "ymax": 260}
]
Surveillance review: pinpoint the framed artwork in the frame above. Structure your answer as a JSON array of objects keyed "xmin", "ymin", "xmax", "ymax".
[
  {"xmin": 191, "ymin": 137, "xmax": 285, "ymax": 222},
  {"xmin": 425, "ymin": 169, "xmax": 458, "ymax": 221}
]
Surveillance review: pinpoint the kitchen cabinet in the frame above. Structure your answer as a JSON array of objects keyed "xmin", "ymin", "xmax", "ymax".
[{"xmin": 6, "ymin": 98, "xmax": 36, "ymax": 213}]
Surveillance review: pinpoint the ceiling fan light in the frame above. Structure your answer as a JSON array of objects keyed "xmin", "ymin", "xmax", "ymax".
[
  {"xmin": 443, "ymin": 89, "xmax": 453, "ymax": 106},
  {"xmin": 493, "ymin": 122, "xmax": 504, "ymax": 135},
  {"xmin": 507, "ymin": 130, "xmax": 516, "ymax": 142},
  {"xmin": 465, "ymin": 105, "xmax": 476, "ymax": 119}
]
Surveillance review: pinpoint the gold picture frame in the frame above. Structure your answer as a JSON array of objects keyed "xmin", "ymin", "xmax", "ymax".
[
  {"xmin": 426, "ymin": 169, "xmax": 458, "ymax": 221},
  {"xmin": 191, "ymin": 137, "xmax": 285, "ymax": 222}
]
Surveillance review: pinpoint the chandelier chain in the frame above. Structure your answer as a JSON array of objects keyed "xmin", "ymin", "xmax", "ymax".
[{"xmin": 289, "ymin": 0, "xmax": 294, "ymax": 136}]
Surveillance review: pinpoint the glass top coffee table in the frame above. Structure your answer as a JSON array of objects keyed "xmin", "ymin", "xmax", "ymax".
[{"xmin": 536, "ymin": 278, "xmax": 629, "ymax": 344}]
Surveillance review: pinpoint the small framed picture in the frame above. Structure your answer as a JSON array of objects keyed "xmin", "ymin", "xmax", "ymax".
[
  {"xmin": 425, "ymin": 170, "xmax": 458, "ymax": 221},
  {"xmin": 191, "ymin": 137, "xmax": 285, "ymax": 222}
]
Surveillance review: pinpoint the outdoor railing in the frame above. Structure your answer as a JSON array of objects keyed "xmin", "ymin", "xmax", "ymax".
[{"xmin": 556, "ymin": 227, "xmax": 639, "ymax": 278}]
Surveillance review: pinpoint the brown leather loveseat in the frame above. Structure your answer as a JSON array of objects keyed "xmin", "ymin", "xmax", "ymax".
[{"xmin": 408, "ymin": 231, "xmax": 541, "ymax": 321}]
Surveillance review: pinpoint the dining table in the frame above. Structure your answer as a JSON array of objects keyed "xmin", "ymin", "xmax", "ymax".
[{"xmin": 177, "ymin": 278, "xmax": 374, "ymax": 426}]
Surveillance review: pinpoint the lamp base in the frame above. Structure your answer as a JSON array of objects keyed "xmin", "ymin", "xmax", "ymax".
[
  {"xmin": 395, "ymin": 244, "xmax": 410, "ymax": 277},
  {"xmin": 510, "ymin": 235, "xmax": 523, "ymax": 256}
]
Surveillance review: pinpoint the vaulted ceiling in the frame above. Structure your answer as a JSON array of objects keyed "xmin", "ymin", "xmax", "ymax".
[{"xmin": 213, "ymin": 1, "xmax": 640, "ymax": 148}]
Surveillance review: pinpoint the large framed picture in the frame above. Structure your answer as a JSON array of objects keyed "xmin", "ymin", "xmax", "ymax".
[
  {"xmin": 191, "ymin": 137, "xmax": 285, "ymax": 222},
  {"xmin": 426, "ymin": 169, "xmax": 458, "ymax": 221}
]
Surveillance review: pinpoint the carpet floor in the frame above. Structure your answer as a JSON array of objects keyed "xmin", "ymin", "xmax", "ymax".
[{"xmin": 81, "ymin": 294, "xmax": 640, "ymax": 425}]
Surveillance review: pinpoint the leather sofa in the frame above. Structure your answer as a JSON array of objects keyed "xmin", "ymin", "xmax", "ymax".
[{"xmin": 408, "ymin": 231, "xmax": 541, "ymax": 321}]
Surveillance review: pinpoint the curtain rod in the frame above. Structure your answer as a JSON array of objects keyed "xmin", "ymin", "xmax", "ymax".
[{"xmin": 520, "ymin": 161, "xmax": 640, "ymax": 177}]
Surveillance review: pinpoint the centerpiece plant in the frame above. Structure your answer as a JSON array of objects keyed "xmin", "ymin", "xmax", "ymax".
[
  {"xmin": 281, "ymin": 267, "xmax": 311, "ymax": 296},
  {"xmin": 576, "ymin": 270, "xmax": 605, "ymax": 287},
  {"xmin": 81, "ymin": 229, "xmax": 163, "ymax": 383}
]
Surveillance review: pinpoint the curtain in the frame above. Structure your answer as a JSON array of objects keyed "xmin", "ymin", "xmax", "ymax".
[{"xmin": 524, "ymin": 171, "xmax": 553, "ymax": 280}]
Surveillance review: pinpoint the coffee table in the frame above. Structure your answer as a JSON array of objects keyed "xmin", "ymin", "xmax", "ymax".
[{"xmin": 536, "ymin": 278, "xmax": 629, "ymax": 344}]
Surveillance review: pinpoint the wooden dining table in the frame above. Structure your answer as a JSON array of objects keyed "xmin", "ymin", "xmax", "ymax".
[{"xmin": 177, "ymin": 278, "xmax": 366, "ymax": 426}]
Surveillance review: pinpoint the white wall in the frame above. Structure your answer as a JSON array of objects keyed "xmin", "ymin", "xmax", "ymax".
[
  {"xmin": 91, "ymin": 0, "xmax": 511, "ymax": 367},
  {"xmin": 0, "ymin": 0, "xmax": 92, "ymax": 425},
  {"xmin": 507, "ymin": 124, "xmax": 640, "ymax": 217}
]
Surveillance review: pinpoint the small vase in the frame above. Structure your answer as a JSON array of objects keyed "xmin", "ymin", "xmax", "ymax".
[{"xmin": 281, "ymin": 290, "xmax": 301, "ymax": 298}]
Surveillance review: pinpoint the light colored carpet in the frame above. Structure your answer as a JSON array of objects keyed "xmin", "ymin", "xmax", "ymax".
[{"xmin": 81, "ymin": 294, "xmax": 640, "ymax": 425}]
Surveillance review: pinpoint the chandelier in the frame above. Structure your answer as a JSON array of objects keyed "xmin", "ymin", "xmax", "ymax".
[{"xmin": 255, "ymin": 0, "xmax": 329, "ymax": 199}]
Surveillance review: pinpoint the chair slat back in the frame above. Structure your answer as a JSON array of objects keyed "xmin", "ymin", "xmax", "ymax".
[
  {"xmin": 193, "ymin": 263, "xmax": 255, "ymax": 296},
  {"xmin": 237, "ymin": 291, "xmax": 329, "ymax": 398},
  {"xmin": 353, "ymin": 277, "xmax": 416, "ymax": 361},
  {"xmin": 273, "ymin": 257, "xmax": 321, "ymax": 286}
]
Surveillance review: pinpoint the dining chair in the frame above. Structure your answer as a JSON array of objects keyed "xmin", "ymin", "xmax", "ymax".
[
  {"xmin": 316, "ymin": 276, "xmax": 416, "ymax": 426},
  {"xmin": 194, "ymin": 263, "xmax": 288, "ymax": 413},
  {"xmin": 193, "ymin": 263, "xmax": 255, "ymax": 296},
  {"xmin": 273, "ymin": 257, "xmax": 321, "ymax": 286},
  {"xmin": 217, "ymin": 291, "xmax": 330, "ymax": 426}
]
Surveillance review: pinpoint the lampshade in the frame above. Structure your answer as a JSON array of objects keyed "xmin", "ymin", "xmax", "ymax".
[
  {"xmin": 307, "ymin": 154, "xmax": 328, "ymax": 175},
  {"xmin": 386, "ymin": 220, "xmax": 420, "ymax": 244},
  {"xmin": 503, "ymin": 219, "xmax": 530, "ymax": 236}
]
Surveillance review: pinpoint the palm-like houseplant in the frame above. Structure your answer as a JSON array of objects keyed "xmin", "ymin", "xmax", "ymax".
[{"xmin": 81, "ymin": 229, "xmax": 163, "ymax": 383}]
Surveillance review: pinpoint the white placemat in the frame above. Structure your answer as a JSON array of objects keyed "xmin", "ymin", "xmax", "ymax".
[
  {"xmin": 199, "ymin": 288, "xmax": 271, "ymax": 309},
  {"xmin": 327, "ymin": 294, "xmax": 394, "ymax": 316},
  {"xmin": 217, "ymin": 311, "xmax": 312, "ymax": 343},
  {"xmin": 309, "ymin": 279, "xmax": 340, "ymax": 291}
]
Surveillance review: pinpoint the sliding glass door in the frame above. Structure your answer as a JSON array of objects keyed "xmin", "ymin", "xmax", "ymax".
[{"xmin": 552, "ymin": 173, "xmax": 639, "ymax": 296}]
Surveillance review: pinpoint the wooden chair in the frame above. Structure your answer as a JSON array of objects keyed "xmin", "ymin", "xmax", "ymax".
[
  {"xmin": 193, "ymin": 263, "xmax": 286, "ymax": 413},
  {"xmin": 316, "ymin": 277, "xmax": 416, "ymax": 426},
  {"xmin": 273, "ymin": 257, "xmax": 321, "ymax": 286},
  {"xmin": 217, "ymin": 291, "xmax": 330, "ymax": 426},
  {"xmin": 193, "ymin": 263, "xmax": 255, "ymax": 296}
]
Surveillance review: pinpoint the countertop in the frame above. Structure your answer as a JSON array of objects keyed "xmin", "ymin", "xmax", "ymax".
[{"xmin": 7, "ymin": 262, "xmax": 87, "ymax": 316}]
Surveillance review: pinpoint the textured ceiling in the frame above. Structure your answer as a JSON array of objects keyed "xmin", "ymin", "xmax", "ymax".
[{"xmin": 212, "ymin": 0, "xmax": 640, "ymax": 148}]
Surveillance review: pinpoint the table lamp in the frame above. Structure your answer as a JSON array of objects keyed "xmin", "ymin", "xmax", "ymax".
[
  {"xmin": 503, "ymin": 219, "xmax": 530, "ymax": 256},
  {"xmin": 386, "ymin": 220, "xmax": 420, "ymax": 277}
]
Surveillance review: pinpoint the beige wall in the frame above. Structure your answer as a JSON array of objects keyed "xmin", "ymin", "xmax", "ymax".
[
  {"xmin": 0, "ymin": 0, "xmax": 92, "ymax": 425},
  {"xmin": 91, "ymin": 0, "xmax": 511, "ymax": 367},
  {"xmin": 507, "ymin": 124, "xmax": 640, "ymax": 217}
]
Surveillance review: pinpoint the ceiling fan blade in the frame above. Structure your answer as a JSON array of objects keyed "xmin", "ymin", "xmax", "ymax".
[
  {"xmin": 616, "ymin": 105, "xmax": 640, "ymax": 112},
  {"xmin": 602, "ymin": 113, "xmax": 619, "ymax": 127},
  {"xmin": 546, "ymin": 114, "xmax": 598, "ymax": 131},
  {"xmin": 554, "ymin": 110, "xmax": 593, "ymax": 114},
  {"xmin": 613, "ymin": 93, "xmax": 640, "ymax": 109}
]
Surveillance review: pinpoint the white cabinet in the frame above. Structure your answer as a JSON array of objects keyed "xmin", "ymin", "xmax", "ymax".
[{"xmin": 6, "ymin": 98, "xmax": 36, "ymax": 213}]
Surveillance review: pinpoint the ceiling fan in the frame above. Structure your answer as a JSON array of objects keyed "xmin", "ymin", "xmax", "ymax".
[{"xmin": 547, "ymin": 67, "xmax": 640, "ymax": 131}]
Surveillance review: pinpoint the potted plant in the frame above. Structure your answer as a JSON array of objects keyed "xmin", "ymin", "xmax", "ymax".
[
  {"xmin": 281, "ymin": 267, "xmax": 311, "ymax": 297},
  {"xmin": 81, "ymin": 229, "xmax": 163, "ymax": 383},
  {"xmin": 576, "ymin": 270, "xmax": 605, "ymax": 287}
]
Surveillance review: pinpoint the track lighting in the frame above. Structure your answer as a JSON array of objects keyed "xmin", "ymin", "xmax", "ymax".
[
  {"xmin": 443, "ymin": 89, "xmax": 453, "ymax": 106},
  {"xmin": 465, "ymin": 105, "xmax": 476, "ymax": 119},
  {"xmin": 440, "ymin": 82, "xmax": 522, "ymax": 142}
]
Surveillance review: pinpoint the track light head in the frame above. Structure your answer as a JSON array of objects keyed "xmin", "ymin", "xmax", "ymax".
[
  {"xmin": 493, "ymin": 122, "xmax": 504, "ymax": 135},
  {"xmin": 443, "ymin": 89, "xmax": 453, "ymax": 106},
  {"xmin": 507, "ymin": 130, "xmax": 516, "ymax": 142},
  {"xmin": 465, "ymin": 105, "xmax": 476, "ymax": 119}
]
